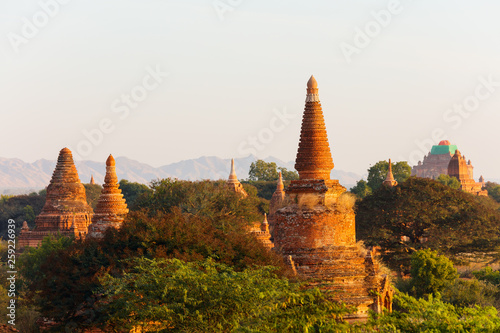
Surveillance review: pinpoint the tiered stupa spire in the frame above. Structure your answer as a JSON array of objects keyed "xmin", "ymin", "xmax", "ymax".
[
  {"xmin": 273, "ymin": 76, "xmax": 393, "ymax": 319},
  {"xmin": 226, "ymin": 158, "xmax": 248, "ymax": 197},
  {"xmin": 383, "ymin": 159, "xmax": 398, "ymax": 187},
  {"xmin": 90, "ymin": 175, "xmax": 96, "ymax": 185},
  {"xmin": 19, "ymin": 148, "xmax": 93, "ymax": 247},
  {"xmin": 261, "ymin": 213, "xmax": 269, "ymax": 233},
  {"xmin": 88, "ymin": 154, "xmax": 129, "ymax": 238},
  {"xmin": 294, "ymin": 75, "xmax": 334, "ymax": 180},
  {"xmin": 268, "ymin": 172, "xmax": 286, "ymax": 238},
  {"xmin": 228, "ymin": 158, "xmax": 238, "ymax": 182}
]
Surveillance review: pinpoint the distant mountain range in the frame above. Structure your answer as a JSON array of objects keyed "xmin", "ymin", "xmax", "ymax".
[{"xmin": 0, "ymin": 155, "xmax": 361, "ymax": 195}]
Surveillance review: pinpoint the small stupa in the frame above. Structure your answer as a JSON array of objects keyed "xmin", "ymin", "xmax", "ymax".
[
  {"xmin": 227, "ymin": 158, "xmax": 248, "ymax": 197},
  {"xmin": 382, "ymin": 159, "xmax": 398, "ymax": 187},
  {"xmin": 268, "ymin": 172, "xmax": 286, "ymax": 238},
  {"xmin": 87, "ymin": 155, "xmax": 129, "ymax": 238}
]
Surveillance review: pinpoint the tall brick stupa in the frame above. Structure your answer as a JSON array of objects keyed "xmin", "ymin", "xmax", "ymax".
[
  {"xmin": 274, "ymin": 76, "xmax": 392, "ymax": 319},
  {"xmin": 19, "ymin": 148, "xmax": 93, "ymax": 248},
  {"xmin": 87, "ymin": 155, "xmax": 129, "ymax": 238}
]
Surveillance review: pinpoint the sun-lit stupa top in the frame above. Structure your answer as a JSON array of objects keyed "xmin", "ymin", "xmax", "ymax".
[
  {"xmin": 383, "ymin": 159, "xmax": 398, "ymax": 187},
  {"xmin": 294, "ymin": 75, "xmax": 334, "ymax": 180},
  {"xmin": 228, "ymin": 158, "xmax": 238, "ymax": 183},
  {"xmin": 305, "ymin": 75, "xmax": 320, "ymax": 102}
]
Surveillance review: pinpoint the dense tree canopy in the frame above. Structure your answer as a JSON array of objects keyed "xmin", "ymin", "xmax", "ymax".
[
  {"xmin": 485, "ymin": 182, "xmax": 500, "ymax": 203},
  {"xmin": 436, "ymin": 174, "xmax": 461, "ymax": 190},
  {"xmin": 0, "ymin": 191, "xmax": 45, "ymax": 239},
  {"xmin": 409, "ymin": 249, "xmax": 458, "ymax": 298},
  {"xmin": 83, "ymin": 183, "xmax": 102, "ymax": 209},
  {"xmin": 349, "ymin": 179, "xmax": 372, "ymax": 199},
  {"xmin": 100, "ymin": 257, "xmax": 351, "ymax": 332},
  {"xmin": 248, "ymin": 160, "xmax": 298, "ymax": 181},
  {"xmin": 18, "ymin": 179, "xmax": 287, "ymax": 329},
  {"xmin": 366, "ymin": 160, "xmax": 411, "ymax": 191},
  {"xmin": 356, "ymin": 177, "xmax": 500, "ymax": 273},
  {"xmin": 351, "ymin": 160, "xmax": 411, "ymax": 198},
  {"xmin": 118, "ymin": 179, "xmax": 152, "ymax": 209}
]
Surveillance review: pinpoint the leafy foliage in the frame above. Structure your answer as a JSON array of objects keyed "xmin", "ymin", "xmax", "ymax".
[
  {"xmin": 356, "ymin": 177, "xmax": 500, "ymax": 273},
  {"xmin": 436, "ymin": 174, "xmax": 461, "ymax": 190},
  {"xmin": 366, "ymin": 160, "xmax": 411, "ymax": 191},
  {"xmin": 370, "ymin": 292, "xmax": 500, "ymax": 332},
  {"xmin": 485, "ymin": 182, "xmax": 500, "ymax": 203},
  {"xmin": 118, "ymin": 179, "xmax": 152, "ymax": 209},
  {"xmin": 409, "ymin": 249, "xmax": 457, "ymax": 297},
  {"xmin": 473, "ymin": 267, "xmax": 500, "ymax": 286},
  {"xmin": 18, "ymin": 235, "xmax": 75, "ymax": 292},
  {"xmin": 101, "ymin": 257, "xmax": 351, "ymax": 332},
  {"xmin": 138, "ymin": 179, "xmax": 263, "ymax": 221},
  {"xmin": 0, "ymin": 191, "xmax": 45, "ymax": 239},
  {"xmin": 83, "ymin": 183, "xmax": 102, "ymax": 209},
  {"xmin": 21, "ymin": 180, "xmax": 289, "ymax": 328},
  {"xmin": 350, "ymin": 179, "xmax": 372, "ymax": 199},
  {"xmin": 441, "ymin": 278, "xmax": 499, "ymax": 309},
  {"xmin": 248, "ymin": 160, "xmax": 298, "ymax": 181}
]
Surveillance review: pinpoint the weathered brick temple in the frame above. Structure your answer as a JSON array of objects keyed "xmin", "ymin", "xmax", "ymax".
[
  {"xmin": 448, "ymin": 150, "xmax": 487, "ymax": 196},
  {"xmin": 19, "ymin": 149, "xmax": 130, "ymax": 247},
  {"xmin": 273, "ymin": 76, "xmax": 392, "ymax": 319},
  {"xmin": 412, "ymin": 140, "xmax": 486, "ymax": 196},
  {"xmin": 87, "ymin": 154, "xmax": 129, "ymax": 238},
  {"xmin": 19, "ymin": 148, "xmax": 94, "ymax": 248}
]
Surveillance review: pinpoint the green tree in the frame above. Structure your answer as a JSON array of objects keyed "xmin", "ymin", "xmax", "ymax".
[
  {"xmin": 441, "ymin": 278, "xmax": 499, "ymax": 308},
  {"xmin": 21, "ymin": 179, "xmax": 289, "ymax": 328},
  {"xmin": 0, "ymin": 192, "xmax": 45, "ymax": 240},
  {"xmin": 473, "ymin": 267, "xmax": 500, "ymax": 286},
  {"xmin": 485, "ymin": 182, "xmax": 500, "ymax": 203},
  {"xmin": 118, "ymin": 179, "xmax": 152, "ymax": 209},
  {"xmin": 409, "ymin": 249, "xmax": 457, "ymax": 297},
  {"xmin": 370, "ymin": 292, "xmax": 500, "ymax": 332},
  {"xmin": 84, "ymin": 183, "xmax": 102, "ymax": 209},
  {"xmin": 278, "ymin": 167, "xmax": 299, "ymax": 181},
  {"xmin": 366, "ymin": 160, "xmax": 411, "ymax": 191},
  {"xmin": 436, "ymin": 174, "xmax": 461, "ymax": 190},
  {"xmin": 18, "ymin": 235, "xmax": 74, "ymax": 292},
  {"xmin": 350, "ymin": 179, "xmax": 372, "ymax": 199},
  {"xmin": 356, "ymin": 177, "xmax": 500, "ymax": 274},
  {"xmin": 248, "ymin": 160, "xmax": 298, "ymax": 181},
  {"xmin": 101, "ymin": 257, "xmax": 351, "ymax": 332},
  {"xmin": 249, "ymin": 160, "xmax": 279, "ymax": 181}
]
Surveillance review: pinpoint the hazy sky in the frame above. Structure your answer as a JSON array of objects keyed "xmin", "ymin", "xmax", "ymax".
[{"xmin": 1, "ymin": 0, "xmax": 499, "ymax": 179}]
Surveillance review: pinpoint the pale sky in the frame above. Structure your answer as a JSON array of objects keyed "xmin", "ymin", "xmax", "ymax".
[{"xmin": 1, "ymin": 0, "xmax": 499, "ymax": 179}]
